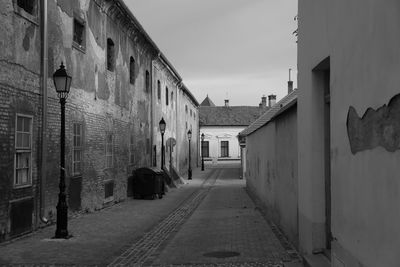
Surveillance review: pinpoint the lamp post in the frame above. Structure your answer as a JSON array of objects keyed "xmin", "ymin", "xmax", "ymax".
[
  {"xmin": 159, "ymin": 118, "xmax": 166, "ymax": 170},
  {"xmin": 187, "ymin": 129, "xmax": 192, "ymax": 180},
  {"xmin": 53, "ymin": 62, "xmax": 72, "ymax": 239},
  {"xmin": 201, "ymin": 133, "xmax": 205, "ymax": 171}
]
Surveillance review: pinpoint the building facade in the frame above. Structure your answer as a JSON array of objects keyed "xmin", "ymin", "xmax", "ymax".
[
  {"xmin": 0, "ymin": 0, "xmax": 198, "ymax": 242},
  {"xmin": 199, "ymin": 97, "xmax": 264, "ymax": 164},
  {"xmin": 298, "ymin": 0, "xmax": 400, "ymax": 266}
]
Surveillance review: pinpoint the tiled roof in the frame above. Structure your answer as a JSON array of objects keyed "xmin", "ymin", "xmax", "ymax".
[
  {"xmin": 239, "ymin": 90, "xmax": 298, "ymax": 137},
  {"xmin": 199, "ymin": 106, "xmax": 264, "ymax": 126},
  {"xmin": 200, "ymin": 95, "xmax": 216, "ymax": 107}
]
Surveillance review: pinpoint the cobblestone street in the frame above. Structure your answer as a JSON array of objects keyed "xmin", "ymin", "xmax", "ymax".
[{"xmin": 0, "ymin": 165, "xmax": 303, "ymax": 266}]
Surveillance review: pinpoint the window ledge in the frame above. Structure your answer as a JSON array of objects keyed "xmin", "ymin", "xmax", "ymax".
[
  {"xmin": 13, "ymin": 184, "xmax": 32, "ymax": 189},
  {"xmin": 72, "ymin": 42, "xmax": 86, "ymax": 53}
]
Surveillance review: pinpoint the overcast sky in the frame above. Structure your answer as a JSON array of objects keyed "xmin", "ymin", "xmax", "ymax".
[{"xmin": 127, "ymin": 0, "xmax": 298, "ymax": 106}]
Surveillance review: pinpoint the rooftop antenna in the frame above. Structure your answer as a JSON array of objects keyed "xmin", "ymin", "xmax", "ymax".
[{"xmin": 289, "ymin": 68, "xmax": 292, "ymax": 82}]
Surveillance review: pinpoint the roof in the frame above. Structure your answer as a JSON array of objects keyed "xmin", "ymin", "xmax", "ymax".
[
  {"xmin": 181, "ymin": 83, "xmax": 200, "ymax": 107},
  {"xmin": 239, "ymin": 90, "xmax": 298, "ymax": 137},
  {"xmin": 200, "ymin": 95, "xmax": 216, "ymax": 107},
  {"xmin": 199, "ymin": 106, "xmax": 263, "ymax": 126}
]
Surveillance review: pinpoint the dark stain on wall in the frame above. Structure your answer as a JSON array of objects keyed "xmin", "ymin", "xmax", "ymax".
[
  {"xmin": 87, "ymin": 0, "xmax": 104, "ymax": 49},
  {"xmin": 97, "ymin": 71, "xmax": 109, "ymax": 100},
  {"xmin": 347, "ymin": 93, "xmax": 400, "ymax": 154},
  {"xmin": 22, "ymin": 24, "xmax": 35, "ymax": 51}
]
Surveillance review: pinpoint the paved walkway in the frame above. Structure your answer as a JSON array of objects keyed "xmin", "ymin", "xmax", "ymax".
[{"xmin": 0, "ymin": 165, "xmax": 303, "ymax": 267}]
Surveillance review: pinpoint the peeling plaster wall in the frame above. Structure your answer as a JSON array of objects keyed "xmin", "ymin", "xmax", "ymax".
[
  {"xmin": 0, "ymin": 0, "xmax": 199, "ymax": 243},
  {"xmin": 176, "ymin": 89, "xmax": 199, "ymax": 176},
  {"xmin": 298, "ymin": 0, "xmax": 400, "ymax": 265},
  {"xmin": 44, "ymin": 0, "xmax": 156, "ymax": 215},
  {"xmin": 0, "ymin": 0, "xmax": 163, "ymax": 242},
  {"xmin": 152, "ymin": 60, "xmax": 179, "ymax": 171}
]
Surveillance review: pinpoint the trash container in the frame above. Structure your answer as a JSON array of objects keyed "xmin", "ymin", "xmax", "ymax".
[{"xmin": 132, "ymin": 167, "xmax": 165, "ymax": 199}]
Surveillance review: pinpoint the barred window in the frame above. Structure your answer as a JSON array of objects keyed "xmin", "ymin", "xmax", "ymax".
[
  {"xmin": 72, "ymin": 123, "xmax": 83, "ymax": 175},
  {"xmin": 73, "ymin": 17, "xmax": 85, "ymax": 50},
  {"xmin": 15, "ymin": 115, "xmax": 32, "ymax": 187},
  {"xmin": 106, "ymin": 133, "xmax": 113, "ymax": 168}
]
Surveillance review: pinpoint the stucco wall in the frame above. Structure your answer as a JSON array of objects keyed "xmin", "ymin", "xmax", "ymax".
[
  {"xmin": 298, "ymin": 0, "xmax": 400, "ymax": 265},
  {"xmin": 246, "ymin": 106, "xmax": 298, "ymax": 247}
]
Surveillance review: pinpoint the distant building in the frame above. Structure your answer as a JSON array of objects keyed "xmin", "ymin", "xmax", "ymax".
[{"xmin": 199, "ymin": 97, "xmax": 267, "ymax": 164}]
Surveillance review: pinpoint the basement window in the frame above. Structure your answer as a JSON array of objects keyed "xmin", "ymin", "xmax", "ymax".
[
  {"xmin": 73, "ymin": 17, "xmax": 85, "ymax": 52},
  {"xmin": 107, "ymin": 38, "xmax": 115, "ymax": 71}
]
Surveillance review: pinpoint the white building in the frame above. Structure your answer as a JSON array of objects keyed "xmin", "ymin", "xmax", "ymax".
[{"xmin": 199, "ymin": 96, "xmax": 268, "ymax": 164}]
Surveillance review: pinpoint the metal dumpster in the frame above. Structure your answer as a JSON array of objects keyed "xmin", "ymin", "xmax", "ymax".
[{"xmin": 132, "ymin": 167, "xmax": 165, "ymax": 199}]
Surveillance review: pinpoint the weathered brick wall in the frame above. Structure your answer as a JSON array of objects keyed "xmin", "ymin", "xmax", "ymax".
[{"xmin": 0, "ymin": 0, "xmax": 199, "ymax": 242}]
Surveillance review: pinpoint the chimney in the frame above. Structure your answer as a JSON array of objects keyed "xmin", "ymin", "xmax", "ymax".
[
  {"xmin": 268, "ymin": 94, "xmax": 276, "ymax": 107},
  {"xmin": 224, "ymin": 99, "xmax": 229, "ymax": 107},
  {"xmin": 261, "ymin": 95, "xmax": 267, "ymax": 108},
  {"xmin": 288, "ymin": 68, "xmax": 293, "ymax": 94}
]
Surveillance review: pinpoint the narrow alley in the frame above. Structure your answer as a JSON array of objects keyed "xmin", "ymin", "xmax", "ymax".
[{"xmin": 0, "ymin": 165, "xmax": 302, "ymax": 267}]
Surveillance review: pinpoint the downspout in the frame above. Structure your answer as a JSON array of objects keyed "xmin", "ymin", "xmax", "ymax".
[{"xmin": 39, "ymin": 0, "xmax": 49, "ymax": 224}]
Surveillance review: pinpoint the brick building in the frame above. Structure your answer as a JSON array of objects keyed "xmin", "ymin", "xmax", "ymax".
[{"xmin": 0, "ymin": 0, "xmax": 198, "ymax": 242}]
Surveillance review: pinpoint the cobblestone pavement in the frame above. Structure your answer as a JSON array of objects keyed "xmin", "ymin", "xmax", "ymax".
[
  {"xmin": 107, "ymin": 170, "xmax": 220, "ymax": 267},
  {"xmin": 108, "ymin": 166, "xmax": 303, "ymax": 267}
]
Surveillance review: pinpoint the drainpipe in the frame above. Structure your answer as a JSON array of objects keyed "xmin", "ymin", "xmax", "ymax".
[{"xmin": 39, "ymin": 0, "xmax": 49, "ymax": 224}]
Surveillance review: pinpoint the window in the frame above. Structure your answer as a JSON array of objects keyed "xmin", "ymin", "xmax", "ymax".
[
  {"xmin": 130, "ymin": 134, "xmax": 134, "ymax": 164},
  {"xmin": 157, "ymin": 80, "xmax": 161, "ymax": 100},
  {"xmin": 201, "ymin": 141, "xmax": 209, "ymax": 158},
  {"xmin": 106, "ymin": 133, "xmax": 113, "ymax": 168},
  {"xmin": 129, "ymin": 57, "xmax": 135, "ymax": 84},
  {"xmin": 185, "ymin": 122, "xmax": 187, "ymax": 129},
  {"xmin": 171, "ymin": 91, "xmax": 174, "ymax": 108},
  {"xmin": 73, "ymin": 17, "xmax": 85, "ymax": 51},
  {"xmin": 72, "ymin": 123, "xmax": 83, "ymax": 175},
  {"xmin": 145, "ymin": 70, "xmax": 150, "ymax": 92},
  {"xmin": 15, "ymin": 115, "xmax": 32, "ymax": 187},
  {"xmin": 17, "ymin": 0, "xmax": 36, "ymax": 15},
  {"xmin": 107, "ymin": 38, "xmax": 115, "ymax": 71},
  {"xmin": 221, "ymin": 141, "xmax": 229, "ymax": 157},
  {"xmin": 190, "ymin": 109, "xmax": 192, "ymax": 117},
  {"xmin": 166, "ymin": 87, "xmax": 169, "ymax": 105},
  {"xmin": 185, "ymin": 105, "xmax": 188, "ymax": 113}
]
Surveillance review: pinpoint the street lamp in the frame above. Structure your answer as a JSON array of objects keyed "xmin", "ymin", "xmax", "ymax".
[
  {"xmin": 187, "ymin": 129, "xmax": 192, "ymax": 180},
  {"xmin": 201, "ymin": 133, "xmax": 205, "ymax": 171},
  {"xmin": 159, "ymin": 117, "xmax": 166, "ymax": 170},
  {"xmin": 53, "ymin": 62, "xmax": 72, "ymax": 239}
]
